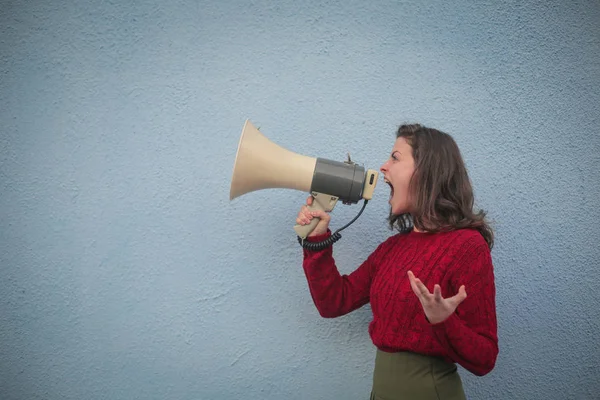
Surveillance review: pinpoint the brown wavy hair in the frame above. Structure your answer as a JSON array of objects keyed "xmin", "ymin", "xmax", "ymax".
[{"xmin": 388, "ymin": 123, "xmax": 494, "ymax": 250}]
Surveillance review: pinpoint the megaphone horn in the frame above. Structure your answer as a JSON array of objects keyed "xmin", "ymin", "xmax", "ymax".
[{"xmin": 230, "ymin": 119, "xmax": 378, "ymax": 240}]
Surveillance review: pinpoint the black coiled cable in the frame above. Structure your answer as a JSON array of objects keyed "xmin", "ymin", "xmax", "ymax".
[{"xmin": 297, "ymin": 200, "xmax": 369, "ymax": 251}]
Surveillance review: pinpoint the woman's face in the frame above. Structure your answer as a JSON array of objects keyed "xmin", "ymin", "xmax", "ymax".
[{"xmin": 380, "ymin": 137, "xmax": 416, "ymax": 215}]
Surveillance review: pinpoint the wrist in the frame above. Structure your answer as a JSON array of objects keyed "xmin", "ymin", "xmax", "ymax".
[
  {"xmin": 308, "ymin": 228, "xmax": 329, "ymax": 238},
  {"xmin": 306, "ymin": 229, "xmax": 331, "ymax": 241},
  {"xmin": 426, "ymin": 313, "xmax": 451, "ymax": 325}
]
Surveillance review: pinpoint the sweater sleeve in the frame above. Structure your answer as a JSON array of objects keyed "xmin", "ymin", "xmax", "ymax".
[
  {"xmin": 301, "ymin": 231, "xmax": 387, "ymax": 318},
  {"xmin": 429, "ymin": 242, "xmax": 499, "ymax": 376}
]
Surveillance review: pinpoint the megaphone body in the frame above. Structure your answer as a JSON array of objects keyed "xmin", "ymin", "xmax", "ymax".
[{"xmin": 230, "ymin": 120, "xmax": 378, "ymax": 239}]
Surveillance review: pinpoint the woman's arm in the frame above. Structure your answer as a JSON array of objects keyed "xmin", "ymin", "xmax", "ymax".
[
  {"xmin": 302, "ymin": 231, "xmax": 391, "ymax": 318},
  {"xmin": 428, "ymin": 243, "xmax": 499, "ymax": 376}
]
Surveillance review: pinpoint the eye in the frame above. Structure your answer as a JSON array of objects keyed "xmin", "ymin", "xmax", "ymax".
[{"xmin": 391, "ymin": 152, "xmax": 399, "ymax": 161}]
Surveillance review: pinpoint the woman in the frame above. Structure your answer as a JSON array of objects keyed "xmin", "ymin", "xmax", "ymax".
[{"xmin": 296, "ymin": 123, "xmax": 498, "ymax": 399}]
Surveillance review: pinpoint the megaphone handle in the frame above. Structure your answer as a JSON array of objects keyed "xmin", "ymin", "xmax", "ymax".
[{"xmin": 294, "ymin": 192, "xmax": 339, "ymax": 239}]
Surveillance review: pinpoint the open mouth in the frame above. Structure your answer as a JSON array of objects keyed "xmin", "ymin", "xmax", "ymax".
[{"xmin": 384, "ymin": 178, "xmax": 394, "ymax": 199}]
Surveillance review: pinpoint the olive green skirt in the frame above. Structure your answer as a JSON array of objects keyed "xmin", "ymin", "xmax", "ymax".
[{"xmin": 370, "ymin": 350, "xmax": 466, "ymax": 400}]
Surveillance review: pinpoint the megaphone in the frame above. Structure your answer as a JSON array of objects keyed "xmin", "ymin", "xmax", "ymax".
[{"xmin": 230, "ymin": 119, "xmax": 379, "ymax": 241}]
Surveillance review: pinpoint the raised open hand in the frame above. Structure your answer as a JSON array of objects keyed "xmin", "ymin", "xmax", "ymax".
[{"xmin": 407, "ymin": 271, "xmax": 467, "ymax": 325}]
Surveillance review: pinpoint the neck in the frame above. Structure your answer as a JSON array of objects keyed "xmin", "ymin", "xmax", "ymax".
[
  {"xmin": 412, "ymin": 221, "xmax": 427, "ymax": 233},
  {"xmin": 410, "ymin": 214, "xmax": 427, "ymax": 233}
]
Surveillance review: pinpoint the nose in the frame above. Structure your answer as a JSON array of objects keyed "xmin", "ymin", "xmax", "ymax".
[{"xmin": 380, "ymin": 160, "xmax": 389, "ymax": 173}]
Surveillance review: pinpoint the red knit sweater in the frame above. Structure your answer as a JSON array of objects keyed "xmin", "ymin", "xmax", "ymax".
[{"xmin": 302, "ymin": 228, "xmax": 498, "ymax": 376}]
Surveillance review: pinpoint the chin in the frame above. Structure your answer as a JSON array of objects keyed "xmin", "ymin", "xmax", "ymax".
[
  {"xmin": 390, "ymin": 206, "xmax": 404, "ymax": 215},
  {"xmin": 390, "ymin": 202, "xmax": 406, "ymax": 215},
  {"xmin": 391, "ymin": 204, "xmax": 410, "ymax": 215},
  {"xmin": 390, "ymin": 197, "xmax": 412, "ymax": 215}
]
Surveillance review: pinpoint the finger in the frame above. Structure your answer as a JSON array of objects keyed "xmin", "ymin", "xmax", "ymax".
[
  {"xmin": 414, "ymin": 277, "xmax": 431, "ymax": 297},
  {"xmin": 297, "ymin": 213, "xmax": 308, "ymax": 223},
  {"xmin": 307, "ymin": 210, "xmax": 330, "ymax": 224},
  {"xmin": 408, "ymin": 271, "xmax": 431, "ymax": 299},
  {"xmin": 306, "ymin": 196, "xmax": 314, "ymax": 206},
  {"xmin": 433, "ymin": 284, "xmax": 443, "ymax": 302},
  {"xmin": 407, "ymin": 271, "xmax": 421, "ymax": 298},
  {"xmin": 309, "ymin": 210, "xmax": 326, "ymax": 219},
  {"xmin": 300, "ymin": 205, "xmax": 314, "ymax": 220},
  {"xmin": 297, "ymin": 207, "xmax": 313, "ymax": 224},
  {"xmin": 296, "ymin": 216, "xmax": 309, "ymax": 225}
]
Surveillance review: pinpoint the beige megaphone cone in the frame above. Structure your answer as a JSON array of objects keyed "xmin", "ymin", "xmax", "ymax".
[
  {"xmin": 229, "ymin": 119, "xmax": 379, "ymax": 239},
  {"xmin": 230, "ymin": 120, "xmax": 318, "ymax": 200}
]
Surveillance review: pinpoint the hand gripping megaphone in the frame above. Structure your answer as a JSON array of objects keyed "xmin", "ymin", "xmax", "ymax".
[{"xmin": 230, "ymin": 120, "xmax": 378, "ymax": 247}]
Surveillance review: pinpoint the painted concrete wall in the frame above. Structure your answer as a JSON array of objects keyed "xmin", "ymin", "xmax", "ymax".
[{"xmin": 1, "ymin": 1, "xmax": 599, "ymax": 399}]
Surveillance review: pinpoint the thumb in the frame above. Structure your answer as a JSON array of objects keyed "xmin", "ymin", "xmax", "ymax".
[
  {"xmin": 306, "ymin": 209, "xmax": 331, "ymax": 237},
  {"xmin": 449, "ymin": 285, "xmax": 467, "ymax": 307},
  {"xmin": 310, "ymin": 209, "xmax": 331, "ymax": 222}
]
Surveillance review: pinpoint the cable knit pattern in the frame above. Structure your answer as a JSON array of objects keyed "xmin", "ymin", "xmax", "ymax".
[{"xmin": 302, "ymin": 228, "xmax": 498, "ymax": 376}]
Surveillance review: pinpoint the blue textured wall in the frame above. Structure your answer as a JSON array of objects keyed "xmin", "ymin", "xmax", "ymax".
[{"xmin": 1, "ymin": 1, "xmax": 599, "ymax": 399}]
